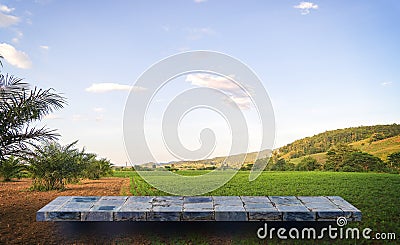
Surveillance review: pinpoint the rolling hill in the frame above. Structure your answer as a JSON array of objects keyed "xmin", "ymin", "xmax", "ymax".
[{"xmin": 139, "ymin": 124, "xmax": 400, "ymax": 170}]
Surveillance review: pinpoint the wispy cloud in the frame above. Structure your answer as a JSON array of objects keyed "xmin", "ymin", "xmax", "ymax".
[
  {"xmin": 40, "ymin": 45, "xmax": 50, "ymax": 50},
  {"xmin": 0, "ymin": 4, "xmax": 19, "ymax": 27},
  {"xmin": 93, "ymin": 107, "xmax": 104, "ymax": 112},
  {"xmin": 85, "ymin": 83, "xmax": 147, "ymax": 93},
  {"xmin": 186, "ymin": 27, "xmax": 215, "ymax": 40},
  {"xmin": 294, "ymin": 2, "xmax": 319, "ymax": 15},
  {"xmin": 44, "ymin": 114, "xmax": 62, "ymax": 120},
  {"xmin": 186, "ymin": 73, "xmax": 253, "ymax": 110},
  {"xmin": 0, "ymin": 43, "xmax": 32, "ymax": 69},
  {"xmin": 381, "ymin": 81, "xmax": 393, "ymax": 87},
  {"xmin": 0, "ymin": 4, "xmax": 15, "ymax": 13},
  {"xmin": 194, "ymin": 0, "xmax": 207, "ymax": 3},
  {"xmin": 11, "ymin": 31, "xmax": 23, "ymax": 43},
  {"xmin": 72, "ymin": 114, "xmax": 88, "ymax": 122}
]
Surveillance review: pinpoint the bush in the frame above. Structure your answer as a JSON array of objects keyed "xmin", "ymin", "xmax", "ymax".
[
  {"xmin": 28, "ymin": 141, "xmax": 86, "ymax": 191},
  {"xmin": 0, "ymin": 156, "xmax": 25, "ymax": 181},
  {"xmin": 296, "ymin": 157, "xmax": 321, "ymax": 171},
  {"xmin": 81, "ymin": 157, "xmax": 113, "ymax": 180}
]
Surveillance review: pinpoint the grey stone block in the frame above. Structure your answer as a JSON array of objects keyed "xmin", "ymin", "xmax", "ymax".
[
  {"xmin": 147, "ymin": 212, "xmax": 181, "ymax": 221},
  {"xmin": 47, "ymin": 212, "xmax": 81, "ymax": 221},
  {"xmin": 182, "ymin": 211, "xmax": 214, "ymax": 221},
  {"xmin": 215, "ymin": 212, "xmax": 248, "ymax": 221},
  {"xmin": 283, "ymin": 212, "xmax": 316, "ymax": 221},
  {"xmin": 114, "ymin": 211, "xmax": 146, "ymax": 221}
]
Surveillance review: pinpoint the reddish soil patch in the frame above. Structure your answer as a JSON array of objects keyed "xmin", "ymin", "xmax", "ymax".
[
  {"xmin": 0, "ymin": 178, "xmax": 138, "ymax": 244},
  {"xmin": 0, "ymin": 178, "xmax": 243, "ymax": 244}
]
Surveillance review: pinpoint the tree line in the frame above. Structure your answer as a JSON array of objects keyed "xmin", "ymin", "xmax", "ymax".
[
  {"xmin": 259, "ymin": 144, "xmax": 400, "ymax": 173},
  {"xmin": 278, "ymin": 124, "xmax": 400, "ymax": 159}
]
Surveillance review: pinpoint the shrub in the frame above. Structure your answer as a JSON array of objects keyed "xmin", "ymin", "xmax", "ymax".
[
  {"xmin": 28, "ymin": 141, "xmax": 86, "ymax": 191},
  {"xmin": 0, "ymin": 156, "xmax": 25, "ymax": 181},
  {"xmin": 296, "ymin": 157, "xmax": 321, "ymax": 171},
  {"xmin": 82, "ymin": 157, "xmax": 113, "ymax": 180}
]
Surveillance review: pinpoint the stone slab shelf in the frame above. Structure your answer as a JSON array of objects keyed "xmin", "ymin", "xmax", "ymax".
[{"xmin": 36, "ymin": 196, "xmax": 361, "ymax": 222}]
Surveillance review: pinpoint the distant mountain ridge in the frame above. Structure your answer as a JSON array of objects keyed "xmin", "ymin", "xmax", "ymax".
[{"xmin": 137, "ymin": 123, "xmax": 400, "ymax": 170}]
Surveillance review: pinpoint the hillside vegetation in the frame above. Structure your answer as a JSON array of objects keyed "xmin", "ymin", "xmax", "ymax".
[{"xmin": 278, "ymin": 124, "xmax": 400, "ymax": 159}]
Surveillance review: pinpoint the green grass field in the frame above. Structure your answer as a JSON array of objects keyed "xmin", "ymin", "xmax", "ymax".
[{"xmin": 114, "ymin": 170, "xmax": 399, "ymax": 243}]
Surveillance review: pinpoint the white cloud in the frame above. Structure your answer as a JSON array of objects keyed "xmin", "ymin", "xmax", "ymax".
[
  {"xmin": 44, "ymin": 114, "xmax": 62, "ymax": 120},
  {"xmin": 186, "ymin": 27, "xmax": 215, "ymax": 40},
  {"xmin": 0, "ymin": 12, "xmax": 19, "ymax": 27},
  {"xmin": 95, "ymin": 115, "xmax": 104, "ymax": 122},
  {"xmin": 186, "ymin": 73, "xmax": 253, "ymax": 110},
  {"xmin": 12, "ymin": 31, "xmax": 23, "ymax": 43},
  {"xmin": 294, "ymin": 2, "xmax": 318, "ymax": 15},
  {"xmin": 40, "ymin": 45, "xmax": 49, "ymax": 50},
  {"xmin": 194, "ymin": 0, "xmax": 207, "ymax": 3},
  {"xmin": 0, "ymin": 43, "xmax": 32, "ymax": 69},
  {"xmin": 94, "ymin": 107, "xmax": 104, "ymax": 112},
  {"xmin": 0, "ymin": 4, "xmax": 15, "ymax": 13},
  {"xmin": 72, "ymin": 114, "xmax": 88, "ymax": 122},
  {"xmin": 381, "ymin": 81, "xmax": 393, "ymax": 87},
  {"xmin": 85, "ymin": 83, "xmax": 147, "ymax": 93}
]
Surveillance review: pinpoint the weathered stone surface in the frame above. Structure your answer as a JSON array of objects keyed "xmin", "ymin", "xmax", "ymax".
[
  {"xmin": 37, "ymin": 196, "xmax": 361, "ymax": 222},
  {"xmin": 283, "ymin": 212, "xmax": 316, "ymax": 221}
]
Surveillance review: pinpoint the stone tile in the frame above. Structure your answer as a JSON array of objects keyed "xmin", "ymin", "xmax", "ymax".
[
  {"xmin": 147, "ymin": 212, "xmax": 181, "ymax": 221},
  {"xmin": 120, "ymin": 202, "xmax": 152, "ymax": 211},
  {"xmin": 215, "ymin": 212, "xmax": 247, "ymax": 221},
  {"xmin": 58, "ymin": 202, "xmax": 94, "ymax": 211},
  {"xmin": 152, "ymin": 205, "xmax": 182, "ymax": 212},
  {"xmin": 352, "ymin": 211, "xmax": 362, "ymax": 221},
  {"xmin": 126, "ymin": 196, "xmax": 154, "ymax": 203},
  {"xmin": 70, "ymin": 197, "xmax": 100, "ymax": 203},
  {"xmin": 184, "ymin": 202, "xmax": 213, "ymax": 211},
  {"xmin": 81, "ymin": 212, "xmax": 113, "ymax": 221},
  {"xmin": 213, "ymin": 196, "xmax": 243, "ymax": 206},
  {"xmin": 269, "ymin": 196, "xmax": 301, "ymax": 205},
  {"xmin": 46, "ymin": 212, "xmax": 81, "ymax": 221},
  {"xmin": 114, "ymin": 211, "xmax": 146, "ymax": 221},
  {"xmin": 304, "ymin": 202, "xmax": 341, "ymax": 211},
  {"xmin": 215, "ymin": 205, "xmax": 245, "ymax": 212},
  {"xmin": 47, "ymin": 196, "xmax": 72, "ymax": 206},
  {"xmin": 283, "ymin": 212, "xmax": 316, "ymax": 221},
  {"xmin": 275, "ymin": 205, "xmax": 309, "ymax": 212},
  {"xmin": 184, "ymin": 196, "xmax": 212, "ymax": 203},
  {"xmin": 298, "ymin": 196, "xmax": 331, "ymax": 204},
  {"xmin": 326, "ymin": 196, "xmax": 361, "ymax": 212},
  {"xmin": 317, "ymin": 211, "xmax": 345, "ymax": 220},
  {"xmin": 241, "ymin": 196, "xmax": 271, "ymax": 203},
  {"xmin": 182, "ymin": 211, "xmax": 214, "ymax": 221},
  {"xmin": 97, "ymin": 196, "xmax": 128, "ymax": 205},
  {"xmin": 244, "ymin": 202, "xmax": 275, "ymax": 210},
  {"xmin": 248, "ymin": 211, "xmax": 282, "ymax": 221}
]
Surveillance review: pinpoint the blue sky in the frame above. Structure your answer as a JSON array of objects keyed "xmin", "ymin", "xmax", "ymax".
[{"xmin": 1, "ymin": 0, "xmax": 399, "ymax": 165}]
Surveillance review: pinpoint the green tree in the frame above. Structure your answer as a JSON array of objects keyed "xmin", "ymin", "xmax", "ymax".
[
  {"xmin": 342, "ymin": 152, "xmax": 385, "ymax": 172},
  {"xmin": 0, "ymin": 56, "xmax": 66, "ymax": 161},
  {"xmin": 28, "ymin": 141, "xmax": 86, "ymax": 190},
  {"xmin": 325, "ymin": 144, "xmax": 358, "ymax": 171},
  {"xmin": 0, "ymin": 156, "xmax": 25, "ymax": 181},
  {"xmin": 82, "ymin": 157, "xmax": 114, "ymax": 180},
  {"xmin": 296, "ymin": 157, "xmax": 320, "ymax": 171},
  {"xmin": 387, "ymin": 152, "xmax": 400, "ymax": 170}
]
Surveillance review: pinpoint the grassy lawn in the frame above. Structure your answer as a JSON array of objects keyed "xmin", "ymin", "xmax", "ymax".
[{"xmin": 114, "ymin": 170, "xmax": 399, "ymax": 243}]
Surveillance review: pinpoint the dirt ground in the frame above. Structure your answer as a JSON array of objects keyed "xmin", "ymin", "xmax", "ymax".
[
  {"xmin": 0, "ymin": 178, "xmax": 141, "ymax": 244},
  {"xmin": 0, "ymin": 178, "xmax": 238, "ymax": 245}
]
